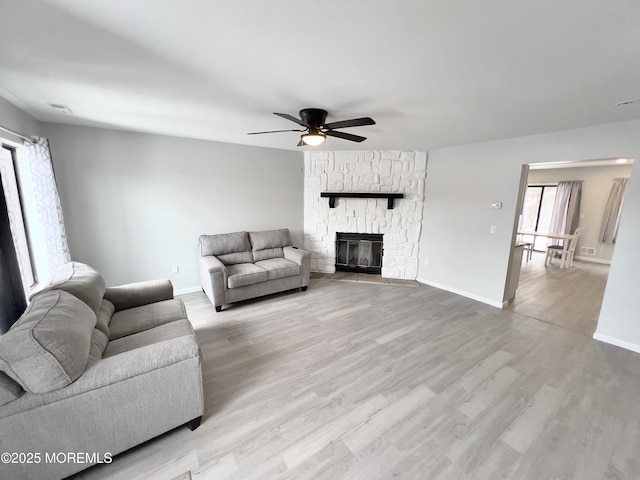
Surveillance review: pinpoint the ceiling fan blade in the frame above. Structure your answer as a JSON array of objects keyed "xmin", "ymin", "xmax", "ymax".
[
  {"xmin": 247, "ymin": 129, "xmax": 305, "ymax": 135},
  {"xmin": 274, "ymin": 112, "xmax": 309, "ymax": 127},
  {"xmin": 322, "ymin": 117, "xmax": 376, "ymax": 129},
  {"xmin": 325, "ymin": 130, "xmax": 367, "ymax": 143},
  {"xmin": 297, "ymin": 138, "xmax": 305, "ymax": 147}
]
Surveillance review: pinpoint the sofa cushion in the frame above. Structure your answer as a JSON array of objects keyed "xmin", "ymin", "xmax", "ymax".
[
  {"xmin": 200, "ymin": 231, "xmax": 250, "ymax": 257},
  {"xmin": 217, "ymin": 251, "xmax": 255, "ymax": 266},
  {"xmin": 0, "ymin": 290, "xmax": 96, "ymax": 393},
  {"xmin": 255, "ymin": 258, "xmax": 301, "ymax": 280},
  {"xmin": 0, "ymin": 371, "xmax": 24, "ymax": 406},
  {"xmin": 249, "ymin": 229, "xmax": 291, "ymax": 251},
  {"xmin": 103, "ymin": 319, "xmax": 195, "ymax": 358},
  {"xmin": 88, "ymin": 328, "xmax": 109, "ymax": 363},
  {"xmin": 227, "ymin": 263, "xmax": 269, "ymax": 288},
  {"xmin": 253, "ymin": 248, "xmax": 284, "ymax": 262},
  {"xmin": 96, "ymin": 299, "xmax": 114, "ymax": 338},
  {"xmin": 250, "ymin": 229, "xmax": 291, "ymax": 262},
  {"xmin": 108, "ymin": 298, "xmax": 187, "ymax": 340},
  {"xmin": 34, "ymin": 261, "xmax": 106, "ymax": 316}
]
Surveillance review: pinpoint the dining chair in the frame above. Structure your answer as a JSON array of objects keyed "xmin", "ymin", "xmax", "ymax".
[{"xmin": 544, "ymin": 227, "xmax": 583, "ymax": 267}]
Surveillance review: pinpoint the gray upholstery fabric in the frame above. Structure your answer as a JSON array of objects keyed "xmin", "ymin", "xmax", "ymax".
[
  {"xmin": 225, "ymin": 273, "xmax": 306, "ymax": 305},
  {"xmin": 0, "ymin": 342, "xmax": 202, "ymax": 480},
  {"xmin": 0, "ymin": 371, "xmax": 23, "ymax": 406},
  {"xmin": 0, "ymin": 262, "xmax": 204, "ymax": 480},
  {"xmin": 88, "ymin": 328, "xmax": 109, "ymax": 363},
  {"xmin": 96, "ymin": 299, "xmax": 114, "ymax": 338},
  {"xmin": 104, "ymin": 319, "xmax": 195, "ymax": 358},
  {"xmin": 255, "ymin": 257, "xmax": 301, "ymax": 280},
  {"xmin": 104, "ymin": 279, "xmax": 173, "ymax": 312},
  {"xmin": 253, "ymin": 247, "xmax": 284, "ymax": 262},
  {"xmin": 108, "ymin": 298, "xmax": 187, "ymax": 340},
  {"xmin": 217, "ymin": 251, "xmax": 254, "ymax": 266},
  {"xmin": 0, "ymin": 290, "xmax": 96, "ymax": 393},
  {"xmin": 199, "ymin": 229, "xmax": 311, "ymax": 309},
  {"xmin": 199, "ymin": 231, "xmax": 250, "ymax": 257},
  {"xmin": 33, "ymin": 261, "xmax": 106, "ymax": 315},
  {"xmin": 249, "ymin": 228, "xmax": 291, "ymax": 251},
  {"xmin": 227, "ymin": 263, "xmax": 269, "ymax": 288}
]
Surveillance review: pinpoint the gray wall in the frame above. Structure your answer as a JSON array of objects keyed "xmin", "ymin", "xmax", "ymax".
[
  {"xmin": 527, "ymin": 164, "xmax": 633, "ymax": 263},
  {"xmin": 417, "ymin": 119, "xmax": 640, "ymax": 350},
  {"xmin": 0, "ymin": 97, "xmax": 41, "ymax": 140},
  {"xmin": 41, "ymin": 123, "xmax": 304, "ymax": 291}
]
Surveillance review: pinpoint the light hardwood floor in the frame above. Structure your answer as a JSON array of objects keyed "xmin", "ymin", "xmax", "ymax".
[
  {"xmin": 74, "ymin": 275, "xmax": 640, "ymax": 480},
  {"xmin": 505, "ymin": 252, "xmax": 610, "ymax": 336}
]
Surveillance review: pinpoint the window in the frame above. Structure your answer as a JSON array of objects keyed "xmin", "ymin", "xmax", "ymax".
[{"xmin": 520, "ymin": 184, "xmax": 558, "ymax": 250}]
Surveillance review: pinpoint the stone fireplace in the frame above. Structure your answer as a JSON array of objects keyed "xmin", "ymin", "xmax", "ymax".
[{"xmin": 304, "ymin": 150, "xmax": 427, "ymax": 279}]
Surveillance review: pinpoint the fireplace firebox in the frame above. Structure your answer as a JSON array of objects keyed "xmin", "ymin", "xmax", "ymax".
[{"xmin": 335, "ymin": 233, "xmax": 383, "ymax": 274}]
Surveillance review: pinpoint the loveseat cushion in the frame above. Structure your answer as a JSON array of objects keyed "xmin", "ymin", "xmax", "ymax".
[
  {"xmin": 108, "ymin": 299, "xmax": 187, "ymax": 340},
  {"xmin": 255, "ymin": 258, "xmax": 301, "ymax": 280},
  {"xmin": 0, "ymin": 372, "xmax": 24, "ymax": 406},
  {"xmin": 200, "ymin": 231, "xmax": 250, "ymax": 257},
  {"xmin": 227, "ymin": 263, "xmax": 269, "ymax": 288},
  {"xmin": 34, "ymin": 261, "xmax": 106, "ymax": 316},
  {"xmin": 250, "ymin": 229, "xmax": 291, "ymax": 262},
  {"xmin": 0, "ymin": 290, "xmax": 96, "ymax": 393}
]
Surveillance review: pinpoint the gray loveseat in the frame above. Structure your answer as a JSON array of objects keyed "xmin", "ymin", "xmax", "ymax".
[
  {"xmin": 0, "ymin": 262, "xmax": 204, "ymax": 480},
  {"xmin": 199, "ymin": 228, "xmax": 311, "ymax": 312}
]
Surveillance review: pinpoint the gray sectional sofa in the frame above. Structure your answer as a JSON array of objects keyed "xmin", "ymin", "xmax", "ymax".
[
  {"xmin": 199, "ymin": 228, "xmax": 311, "ymax": 311},
  {"xmin": 0, "ymin": 262, "xmax": 204, "ymax": 480}
]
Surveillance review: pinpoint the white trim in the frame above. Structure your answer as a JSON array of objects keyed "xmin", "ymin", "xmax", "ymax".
[
  {"xmin": 175, "ymin": 286, "xmax": 201, "ymax": 296},
  {"xmin": 593, "ymin": 332, "xmax": 640, "ymax": 354},
  {"xmin": 416, "ymin": 277, "xmax": 503, "ymax": 309},
  {"xmin": 574, "ymin": 256, "xmax": 611, "ymax": 265}
]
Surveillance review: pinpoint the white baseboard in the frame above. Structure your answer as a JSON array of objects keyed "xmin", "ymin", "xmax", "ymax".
[
  {"xmin": 174, "ymin": 286, "xmax": 202, "ymax": 296},
  {"xmin": 574, "ymin": 256, "xmax": 611, "ymax": 265},
  {"xmin": 592, "ymin": 332, "xmax": 640, "ymax": 354},
  {"xmin": 416, "ymin": 277, "xmax": 503, "ymax": 309}
]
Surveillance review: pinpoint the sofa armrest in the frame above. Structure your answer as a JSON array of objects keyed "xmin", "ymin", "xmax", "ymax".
[
  {"xmin": 104, "ymin": 279, "xmax": 174, "ymax": 312},
  {"xmin": 199, "ymin": 256, "xmax": 227, "ymax": 309},
  {"xmin": 283, "ymin": 245, "xmax": 311, "ymax": 265},
  {"xmin": 283, "ymin": 246, "xmax": 311, "ymax": 287}
]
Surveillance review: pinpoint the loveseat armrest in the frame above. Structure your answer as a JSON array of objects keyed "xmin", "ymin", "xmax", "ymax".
[
  {"xmin": 283, "ymin": 246, "xmax": 311, "ymax": 287},
  {"xmin": 283, "ymin": 245, "xmax": 311, "ymax": 265},
  {"xmin": 104, "ymin": 279, "xmax": 174, "ymax": 312}
]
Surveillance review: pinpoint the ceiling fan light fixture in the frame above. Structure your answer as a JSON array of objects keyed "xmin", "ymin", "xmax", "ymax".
[{"xmin": 301, "ymin": 132, "xmax": 326, "ymax": 146}]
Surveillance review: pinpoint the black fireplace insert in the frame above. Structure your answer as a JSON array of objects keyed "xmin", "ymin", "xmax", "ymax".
[{"xmin": 335, "ymin": 232, "xmax": 383, "ymax": 274}]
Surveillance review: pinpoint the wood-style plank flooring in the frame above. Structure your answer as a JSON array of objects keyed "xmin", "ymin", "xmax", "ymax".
[
  {"xmin": 75, "ymin": 274, "xmax": 640, "ymax": 480},
  {"xmin": 505, "ymin": 252, "xmax": 610, "ymax": 336}
]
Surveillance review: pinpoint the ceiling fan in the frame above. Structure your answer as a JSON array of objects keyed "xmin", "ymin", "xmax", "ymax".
[{"xmin": 247, "ymin": 108, "xmax": 375, "ymax": 146}]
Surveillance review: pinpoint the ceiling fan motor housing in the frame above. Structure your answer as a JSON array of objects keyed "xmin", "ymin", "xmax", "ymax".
[{"xmin": 300, "ymin": 108, "xmax": 328, "ymax": 127}]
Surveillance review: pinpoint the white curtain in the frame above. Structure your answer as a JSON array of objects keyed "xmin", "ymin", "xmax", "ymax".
[
  {"xmin": 17, "ymin": 137, "xmax": 70, "ymax": 283},
  {"xmin": 599, "ymin": 178, "xmax": 628, "ymax": 244},
  {"xmin": 0, "ymin": 148, "xmax": 35, "ymax": 294},
  {"xmin": 548, "ymin": 180, "xmax": 582, "ymax": 246}
]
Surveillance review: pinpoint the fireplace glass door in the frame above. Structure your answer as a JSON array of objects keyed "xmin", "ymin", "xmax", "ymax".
[{"xmin": 336, "ymin": 233, "xmax": 383, "ymax": 274}]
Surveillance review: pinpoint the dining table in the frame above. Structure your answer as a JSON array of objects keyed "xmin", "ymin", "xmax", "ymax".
[{"xmin": 516, "ymin": 230, "xmax": 575, "ymax": 268}]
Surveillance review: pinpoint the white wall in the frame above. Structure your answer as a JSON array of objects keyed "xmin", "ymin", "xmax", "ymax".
[
  {"xmin": 41, "ymin": 123, "xmax": 304, "ymax": 291},
  {"xmin": 417, "ymin": 119, "xmax": 640, "ymax": 349},
  {"xmin": 527, "ymin": 164, "xmax": 633, "ymax": 263}
]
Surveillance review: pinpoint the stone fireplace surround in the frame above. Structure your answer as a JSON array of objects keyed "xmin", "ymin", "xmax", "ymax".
[{"xmin": 304, "ymin": 150, "xmax": 427, "ymax": 279}]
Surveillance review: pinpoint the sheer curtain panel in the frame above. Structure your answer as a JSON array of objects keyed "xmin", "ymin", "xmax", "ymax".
[
  {"xmin": 600, "ymin": 178, "xmax": 628, "ymax": 244},
  {"xmin": 548, "ymin": 180, "xmax": 582, "ymax": 245},
  {"xmin": 17, "ymin": 137, "xmax": 70, "ymax": 284}
]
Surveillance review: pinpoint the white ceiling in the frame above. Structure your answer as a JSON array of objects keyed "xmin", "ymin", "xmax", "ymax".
[{"xmin": 1, "ymin": 0, "xmax": 640, "ymax": 151}]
